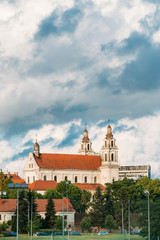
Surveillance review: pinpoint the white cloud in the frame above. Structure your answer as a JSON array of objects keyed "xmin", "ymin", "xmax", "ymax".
[{"xmin": 0, "ymin": 140, "xmax": 14, "ymax": 164}]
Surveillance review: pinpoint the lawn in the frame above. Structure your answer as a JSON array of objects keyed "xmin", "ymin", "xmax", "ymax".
[{"xmin": 0, "ymin": 233, "xmax": 146, "ymax": 240}]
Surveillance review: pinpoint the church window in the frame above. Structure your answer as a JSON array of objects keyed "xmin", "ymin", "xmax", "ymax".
[
  {"xmin": 105, "ymin": 141, "xmax": 107, "ymax": 148},
  {"xmin": 54, "ymin": 176, "xmax": 57, "ymax": 181},
  {"xmin": 28, "ymin": 177, "xmax": 30, "ymax": 183},
  {"xmin": 94, "ymin": 176, "xmax": 97, "ymax": 183},
  {"xmin": 65, "ymin": 176, "xmax": 67, "ymax": 181},
  {"xmin": 44, "ymin": 175, "xmax": 47, "ymax": 181},
  {"xmin": 105, "ymin": 154, "xmax": 107, "ymax": 161},
  {"xmin": 111, "ymin": 153, "xmax": 114, "ymax": 161},
  {"xmin": 75, "ymin": 176, "xmax": 77, "ymax": 183},
  {"xmin": 111, "ymin": 141, "xmax": 113, "ymax": 147},
  {"xmin": 84, "ymin": 176, "xmax": 87, "ymax": 183},
  {"xmin": 33, "ymin": 176, "xmax": 35, "ymax": 182},
  {"xmin": 88, "ymin": 144, "xmax": 89, "ymax": 151},
  {"xmin": 81, "ymin": 145, "xmax": 83, "ymax": 150}
]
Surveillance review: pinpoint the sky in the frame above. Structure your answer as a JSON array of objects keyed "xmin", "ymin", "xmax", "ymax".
[{"xmin": 1, "ymin": 0, "xmax": 160, "ymax": 179}]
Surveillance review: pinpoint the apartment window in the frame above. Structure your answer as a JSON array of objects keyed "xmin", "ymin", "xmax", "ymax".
[
  {"xmin": 105, "ymin": 154, "xmax": 107, "ymax": 161},
  {"xmin": 33, "ymin": 176, "xmax": 35, "ymax": 182},
  {"xmin": 54, "ymin": 176, "xmax": 57, "ymax": 182},
  {"xmin": 0, "ymin": 215, "xmax": 1, "ymax": 220},
  {"xmin": 84, "ymin": 176, "xmax": 87, "ymax": 183},
  {"xmin": 94, "ymin": 176, "xmax": 97, "ymax": 183},
  {"xmin": 28, "ymin": 177, "xmax": 30, "ymax": 183},
  {"xmin": 44, "ymin": 175, "xmax": 46, "ymax": 181},
  {"xmin": 64, "ymin": 215, "xmax": 67, "ymax": 220},
  {"xmin": 65, "ymin": 176, "xmax": 67, "ymax": 181},
  {"xmin": 75, "ymin": 176, "xmax": 77, "ymax": 183}
]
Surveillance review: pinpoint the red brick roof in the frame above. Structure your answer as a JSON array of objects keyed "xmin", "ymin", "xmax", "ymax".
[
  {"xmin": 0, "ymin": 198, "xmax": 75, "ymax": 212},
  {"xmin": 4, "ymin": 173, "xmax": 25, "ymax": 184},
  {"xmin": 74, "ymin": 183, "xmax": 105, "ymax": 191},
  {"xmin": 28, "ymin": 180, "xmax": 58, "ymax": 190},
  {"xmin": 28, "ymin": 180, "xmax": 105, "ymax": 192},
  {"xmin": 34, "ymin": 154, "xmax": 101, "ymax": 170}
]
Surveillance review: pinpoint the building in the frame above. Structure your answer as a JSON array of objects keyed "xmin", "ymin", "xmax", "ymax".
[
  {"xmin": 23, "ymin": 124, "xmax": 150, "ymax": 186},
  {"xmin": 119, "ymin": 165, "xmax": 151, "ymax": 180},
  {"xmin": 0, "ymin": 198, "xmax": 75, "ymax": 227},
  {"xmin": 28, "ymin": 180, "xmax": 105, "ymax": 195}
]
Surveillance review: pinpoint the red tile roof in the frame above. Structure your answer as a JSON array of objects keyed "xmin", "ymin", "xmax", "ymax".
[
  {"xmin": 4, "ymin": 173, "xmax": 25, "ymax": 184},
  {"xmin": 0, "ymin": 198, "xmax": 75, "ymax": 212},
  {"xmin": 34, "ymin": 153, "xmax": 101, "ymax": 170},
  {"xmin": 74, "ymin": 183, "xmax": 105, "ymax": 191},
  {"xmin": 28, "ymin": 180, "xmax": 105, "ymax": 192},
  {"xmin": 28, "ymin": 180, "xmax": 58, "ymax": 190}
]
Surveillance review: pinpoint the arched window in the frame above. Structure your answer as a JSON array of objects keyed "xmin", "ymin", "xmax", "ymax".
[
  {"xmin": 111, "ymin": 141, "xmax": 113, "ymax": 147},
  {"xmin": 54, "ymin": 176, "xmax": 57, "ymax": 182},
  {"xmin": 105, "ymin": 154, "xmax": 107, "ymax": 161},
  {"xmin": 75, "ymin": 176, "xmax": 77, "ymax": 183},
  {"xmin": 111, "ymin": 153, "xmax": 114, "ymax": 161},
  {"xmin": 94, "ymin": 176, "xmax": 97, "ymax": 183},
  {"xmin": 84, "ymin": 176, "xmax": 87, "ymax": 183},
  {"xmin": 65, "ymin": 176, "xmax": 67, "ymax": 181},
  {"xmin": 44, "ymin": 175, "xmax": 46, "ymax": 181},
  {"xmin": 105, "ymin": 141, "xmax": 107, "ymax": 148}
]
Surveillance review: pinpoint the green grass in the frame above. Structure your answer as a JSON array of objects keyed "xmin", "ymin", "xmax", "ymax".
[{"xmin": 0, "ymin": 233, "xmax": 146, "ymax": 240}]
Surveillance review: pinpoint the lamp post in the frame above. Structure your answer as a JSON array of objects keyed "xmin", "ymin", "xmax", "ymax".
[
  {"xmin": 117, "ymin": 200, "xmax": 124, "ymax": 234},
  {"xmin": 128, "ymin": 197, "xmax": 130, "ymax": 240},
  {"xmin": 144, "ymin": 189, "xmax": 150, "ymax": 240},
  {"xmin": 62, "ymin": 194, "xmax": 65, "ymax": 240},
  {"xmin": 66, "ymin": 181, "xmax": 69, "ymax": 240},
  {"xmin": 8, "ymin": 183, "xmax": 28, "ymax": 240}
]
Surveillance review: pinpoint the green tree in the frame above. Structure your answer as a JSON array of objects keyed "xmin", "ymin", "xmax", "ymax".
[
  {"xmin": 90, "ymin": 185, "xmax": 105, "ymax": 229},
  {"xmin": 105, "ymin": 215, "xmax": 117, "ymax": 232},
  {"xmin": 80, "ymin": 190, "xmax": 91, "ymax": 213},
  {"xmin": 11, "ymin": 190, "xmax": 28, "ymax": 233},
  {"xmin": 0, "ymin": 221, "xmax": 8, "ymax": 233},
  {"xmin": 45, "ymin": 195, "xmax": 56, "ymax": 229},
  {"xmin": 27, "ymin": 215, "xmax": 42, "ymax": 234},
  {"xmin": 139, "ymin": 198, "xmax": 160, "ymax": 239},
  {"xmin": 44, "ymin": 188, "xmax": 61, "ymax": 199},
  {"xmin": 80, "ymin": 217, "xmax": 92, "ymax": 233},
  {"xmin": 56, "ymin": 181, "xmax": 83, "ymax": 213},
  {"xmin": 104, "ymin": 185, "xmax": 115, "ymax": 217},
  {"xmin": 55, "ymin": 216, "xmax": 66, "ymax": 230}
]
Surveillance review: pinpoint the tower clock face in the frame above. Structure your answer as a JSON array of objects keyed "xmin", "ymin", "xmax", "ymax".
[{"xmin": 35, "ymin": 147, "xmax": 38, "ymax": 150}]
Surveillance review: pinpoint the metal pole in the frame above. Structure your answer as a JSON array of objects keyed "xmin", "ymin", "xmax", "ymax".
[
  {"xmin": 28, "ymin": 200, "xmax": 29, "ymax": 237},
  {"xmin": 66, "ymin": 182, "xmax": 69, "ymax": 240},
  {"xmin": 17, "ymin": 189, "xmax": 19, "ymax": 240},
  {"xmin": 122, "ymin": 202, "xmax": 124, "ymax": 234},
  {"xmin": 148, "ymin": 193, "xmax": 150, "ymax": 240},
  {"xmin": 62, "ymin": 195, "xmax": 65, "ymax": 240},
  {"xmin": 31, "ymin": 197, "xmax": 33, "ymax": 240},
  {"xmin": 128, "ymin": 197, "xmax": 130, "ymax": 240}
]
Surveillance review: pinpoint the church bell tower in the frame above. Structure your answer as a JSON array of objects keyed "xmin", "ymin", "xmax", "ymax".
[
  {"xmin": 78, "ymin": 128, "xmax": 94, "ymax": 155},
  {"xmin": 33, "ymin": 139, "xmax": 40, "ymax": 158},
  {"xmin": 100, "ymin": 124, "xmax": 119, "ymax": 184}
]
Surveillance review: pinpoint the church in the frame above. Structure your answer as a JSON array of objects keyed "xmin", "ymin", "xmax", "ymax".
[{"xmin": 23, "ymin": 124, "xmax": 150, "ymax": 186}]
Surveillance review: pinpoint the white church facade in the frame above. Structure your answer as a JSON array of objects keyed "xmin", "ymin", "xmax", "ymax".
[{"xmin": 23, "ymin": 125, "xmax": 150, "ymax": 185}]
